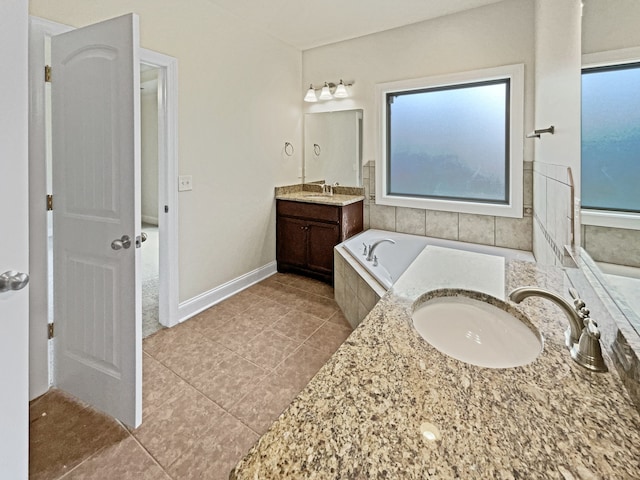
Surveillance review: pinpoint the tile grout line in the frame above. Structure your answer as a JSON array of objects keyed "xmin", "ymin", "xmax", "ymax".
[
  {"xmin": 125, "ymin": 426, "xmax": 175, "ymax": 479},
  {"xmin": 54, "ymin": 420, "xmax": 132, "ymax": 480},
  {"xmin": 118, "ymin": 422, "xmax": 173, "ymax": 478},
  {"xmin": 33, "ymin": 274, "xmax": 347, "ymax": 480}
]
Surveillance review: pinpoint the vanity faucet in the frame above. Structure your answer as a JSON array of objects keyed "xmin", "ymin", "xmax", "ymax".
[
  {"xmin": 509, "ymin": 287, "xmax": 607, "ymax": 372},
  {"xmin": 366, "ymin": 238, "xmax": 395, "ymax": 261}
]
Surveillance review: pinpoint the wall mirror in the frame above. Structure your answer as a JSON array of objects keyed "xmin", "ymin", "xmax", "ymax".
[
  {"xmin": 580, "ymin": 248, "xmax": 640, "ymax": 335},
  {"xmin": 303, "ymin": 109, "xmax": 363, "ymax": 186},
  {"xmin": 579, "ymin": 247, "xmax": 640, "ymax": 337},
  {"xmin": 579, "ymin": 48, "xmax": 640, "ymax": 338}
]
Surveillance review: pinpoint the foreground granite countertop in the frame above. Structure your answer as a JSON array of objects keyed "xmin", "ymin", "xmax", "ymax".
[{"xmin": 231, "ymin": 252, "xmax": 640, "ymax": 478}]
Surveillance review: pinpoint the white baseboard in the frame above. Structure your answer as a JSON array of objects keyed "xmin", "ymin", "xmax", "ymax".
[
  {"xmin": 141, "ymin": 215, "xmax": 159, "ymax": 226},
  {"xmin": 177, "ymin": 261, "xmax": 277, "ymax": 323}
]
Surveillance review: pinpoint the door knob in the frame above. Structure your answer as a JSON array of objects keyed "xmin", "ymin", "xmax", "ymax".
[
  {"xmin": 111, "ymin": 235, "xmax": 132, "ymax": 250},
  {"xmin": 141, "ymin": 232, "xmax": 147, "ymax": 242},
  {"xmin": 0, "ymin": 270, "xmax": 30, "ymax": 293}
]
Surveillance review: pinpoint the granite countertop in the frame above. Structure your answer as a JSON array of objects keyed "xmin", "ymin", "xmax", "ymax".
[
  {"xmin": 275, "ymin": 190, "xmax": 365, "ymax": 207},
  {"xmin": 275, "ymin": 183, "xmax": 365, "ymax": 207},
  {"xmin": 231, "ymin": 249, "xmax": 640, "ymax": 478}
]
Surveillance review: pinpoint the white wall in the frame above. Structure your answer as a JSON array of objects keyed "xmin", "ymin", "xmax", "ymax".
[
  {"xmin": 29, "ymin": 0, "xmax": 303, "ymax": 302},
  {"xmin": 582, "ymin": 0, "xmax": 640, "ymax": 54},
  {"xmin": 302, "ymin": 0, "xmax": 535, "ymax": 251},
  {"xmin": 303, "ymin": 0, "xmax": 535, "ymax": 166}
]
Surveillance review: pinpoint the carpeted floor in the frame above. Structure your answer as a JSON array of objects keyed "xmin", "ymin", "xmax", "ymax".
[{"xmin": 142, "ymin": 223, "xmax": 162, "ymax": 338}]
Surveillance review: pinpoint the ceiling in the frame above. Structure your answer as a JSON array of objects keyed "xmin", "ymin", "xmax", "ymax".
[{"xmin": 206, "ymin": 0, "xmax": 506, "ymax": 50}]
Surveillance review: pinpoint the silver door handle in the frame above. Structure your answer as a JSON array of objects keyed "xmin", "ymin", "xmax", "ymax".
[
  {"xmin": 141, "ymin": 232, "xmax": 147, "ymax": 242},
  {"xmin": 0, "ymin": 270, "xmax": 30, "ymax": 293},
  {"xmin": 111, "ymin": 235, "xmax": 132, "ymax": 250}
]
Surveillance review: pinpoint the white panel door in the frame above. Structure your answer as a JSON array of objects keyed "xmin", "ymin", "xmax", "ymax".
[
  {"xmin": 51, "ymin": 13, "xmax": 142, "ymax": 428},
  {"xmin": 0, "ymin": 1, "xmax": 29, "ymax": 477}
]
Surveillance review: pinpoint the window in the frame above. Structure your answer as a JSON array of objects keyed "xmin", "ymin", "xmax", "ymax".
[
  {"xmin": 582, "ymin": 62, "xmax": 640, "ymax": 214},
  {"xmin": 376, "ymin": 64, "xmax": 524, "ymax": 218}
]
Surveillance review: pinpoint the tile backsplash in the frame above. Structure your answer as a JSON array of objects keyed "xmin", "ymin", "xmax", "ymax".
[{"xmin": 362, "ymin": 160, "xmax": 534, "ymax": 252}]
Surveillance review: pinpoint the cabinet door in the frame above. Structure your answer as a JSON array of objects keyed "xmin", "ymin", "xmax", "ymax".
[
  {"xmin": 277, "ymin": 216, "xmax": 308, "ymax": 268},
  {"xmin": 307, "ymin": 220, "xmax": 340, "ymax": 274}
]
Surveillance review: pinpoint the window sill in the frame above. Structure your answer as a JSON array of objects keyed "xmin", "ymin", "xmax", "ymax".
[
  {"xmin": 376, "ymin": 193, "xmax": 523, "ymax": 219},
  {"xmin": 581, "ymin": 209, "xmax": 640, "ymax": 231}
]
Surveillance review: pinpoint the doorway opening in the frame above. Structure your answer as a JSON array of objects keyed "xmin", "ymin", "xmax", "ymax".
[
  {"xmin": 28, "ymin": 16, "xmax": 180, "ymax": 402},
  {"xmin": 140, "ymin": 64, "xmax": 162, "ymax": 338}
]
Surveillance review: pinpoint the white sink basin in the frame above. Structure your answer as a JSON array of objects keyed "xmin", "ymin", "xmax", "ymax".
[{"xmin": 412, "ymin": 293, "xmax": 542, "ymax": 368}]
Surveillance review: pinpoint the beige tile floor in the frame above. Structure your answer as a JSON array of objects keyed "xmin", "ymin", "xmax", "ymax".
[{"xmin": 29, "ymin": 273, "xmax": 352, "ymax": 480}]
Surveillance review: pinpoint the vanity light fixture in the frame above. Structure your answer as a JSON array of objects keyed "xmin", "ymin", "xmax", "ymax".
[
  {"xmin": 303, "ymin": 80, "xmax": 353, "ymax": 102},
  {"xmin": 319, "ymin": 82, "xmax": 333, "ymax": 100},
  {"xmin": 333, "ymin": 79, "xmax": 349, "ymax": 98},
  {"xmin": 304, "ymin": 84, "xmax": 318, "ymax": 102}
]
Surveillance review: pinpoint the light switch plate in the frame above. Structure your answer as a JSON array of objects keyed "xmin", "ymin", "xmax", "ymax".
[{"xmin": 178, "ymin": 175, "xmax": 193, "ymax": 191}]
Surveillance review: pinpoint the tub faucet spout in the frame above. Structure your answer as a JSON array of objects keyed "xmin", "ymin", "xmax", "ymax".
[{"xmin": 366, "ymin": 238, "xmax": 395, "ymax": 262}]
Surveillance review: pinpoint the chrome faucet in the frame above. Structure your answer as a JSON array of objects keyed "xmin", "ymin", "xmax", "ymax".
[
  {"xmin": 509, "ymin": 286, "xmax": 607, "ymax": 372},
  {"xmin": 366, "ymin": 238, "xmax": 395, "ymax": 261},
  {"xmin": 322, "ymin": 183, "xmax": 333, "ymax": 196}
]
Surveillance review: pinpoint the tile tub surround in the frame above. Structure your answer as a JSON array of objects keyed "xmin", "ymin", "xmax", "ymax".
[
  {"xmin": 533, "ymin": 161, "xmax": 576, "ymax": 267},
  {"xmin": 231, "ymin": 258, "xmax": 640, "ymax": 478},
  {"xmin": 334, "ymin": 230, "xmax": 535, "ymax": 329},
  {"xmin": 334, "ymin": 245, "xmax": 385, "ymax": 329},
  {"xmin": 361, "ymin": 160, "xmax": 534, "ymax": 251},
  {"xmin": 582, "ymin": 224, "xmax": 640, "ymax": 268}
]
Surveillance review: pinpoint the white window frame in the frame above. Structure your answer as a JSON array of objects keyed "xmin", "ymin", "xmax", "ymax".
[
  {"xmin": 376, "ymin": 64, "xmax": 524, "ymax": 218},
  {"xmin": 581, "ymin": 47, "xmax": 640, "ymax": 231}
]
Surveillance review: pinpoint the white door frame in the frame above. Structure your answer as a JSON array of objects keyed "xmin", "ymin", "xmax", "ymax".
[
  {"xmin": 141, "ymin": 49, "xmax": 180, "ymax": 332},
  {"xmin": 28, "ymin": 15, "xmax": 180, "ymax": 400}
]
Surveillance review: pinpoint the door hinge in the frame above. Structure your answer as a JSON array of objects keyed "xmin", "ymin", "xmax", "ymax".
[
  {"xmin": 48, "ymin": 323, "xmax": 54, "ymax": 340},
  {"xmin": 44, "ymin": 65, "xmax": 52, "ymax": 83},
  {"xmin": 47, "ymin": 194, "xmax": 53, "ymax": 211},
  {"xmin": 164, "ymin": 205, "xmax": 169, "ymax": 213}
]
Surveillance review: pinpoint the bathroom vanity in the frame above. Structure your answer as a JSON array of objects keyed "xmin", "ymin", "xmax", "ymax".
[
  {"xmin": 275, "ymin": 186, "xmax": 364, "ymax": 284},
  {"xmin": 231, "ymin": 249, "xmax": 640, "ymax": 478}
]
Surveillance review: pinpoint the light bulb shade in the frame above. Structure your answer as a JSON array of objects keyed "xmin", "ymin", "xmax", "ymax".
[
  {"xmin": 319, "ymin": 83, "xmax": 333, "ymax": 100},
  {"xmin": 333, "ymin": 80, "xmax": 349, "ymax": 98},
  {"xmin": 304, "ymin": 85, "xmax": 318, "ymax": 102}
]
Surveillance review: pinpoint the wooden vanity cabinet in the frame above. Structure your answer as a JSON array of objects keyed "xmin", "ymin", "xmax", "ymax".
[{"xmin": 276, "ymin": 199, "xmax": 363, "ymax": 284}]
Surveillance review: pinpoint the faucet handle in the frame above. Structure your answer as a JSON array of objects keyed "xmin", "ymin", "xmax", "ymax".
[
  {"xmin": 571, "ymin": 317, "xmax": 607, "ymax": 372},
  {"xmin": 362, "ymin": 243, "xmax": 368, "ymax": 256},
  {"xmin": 568, "ymin": 287, "xmax": 589, "ymax": 315},
  {"xmin": 584, "ymin": 317, "xmax": 600, "ymax": 339}
]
